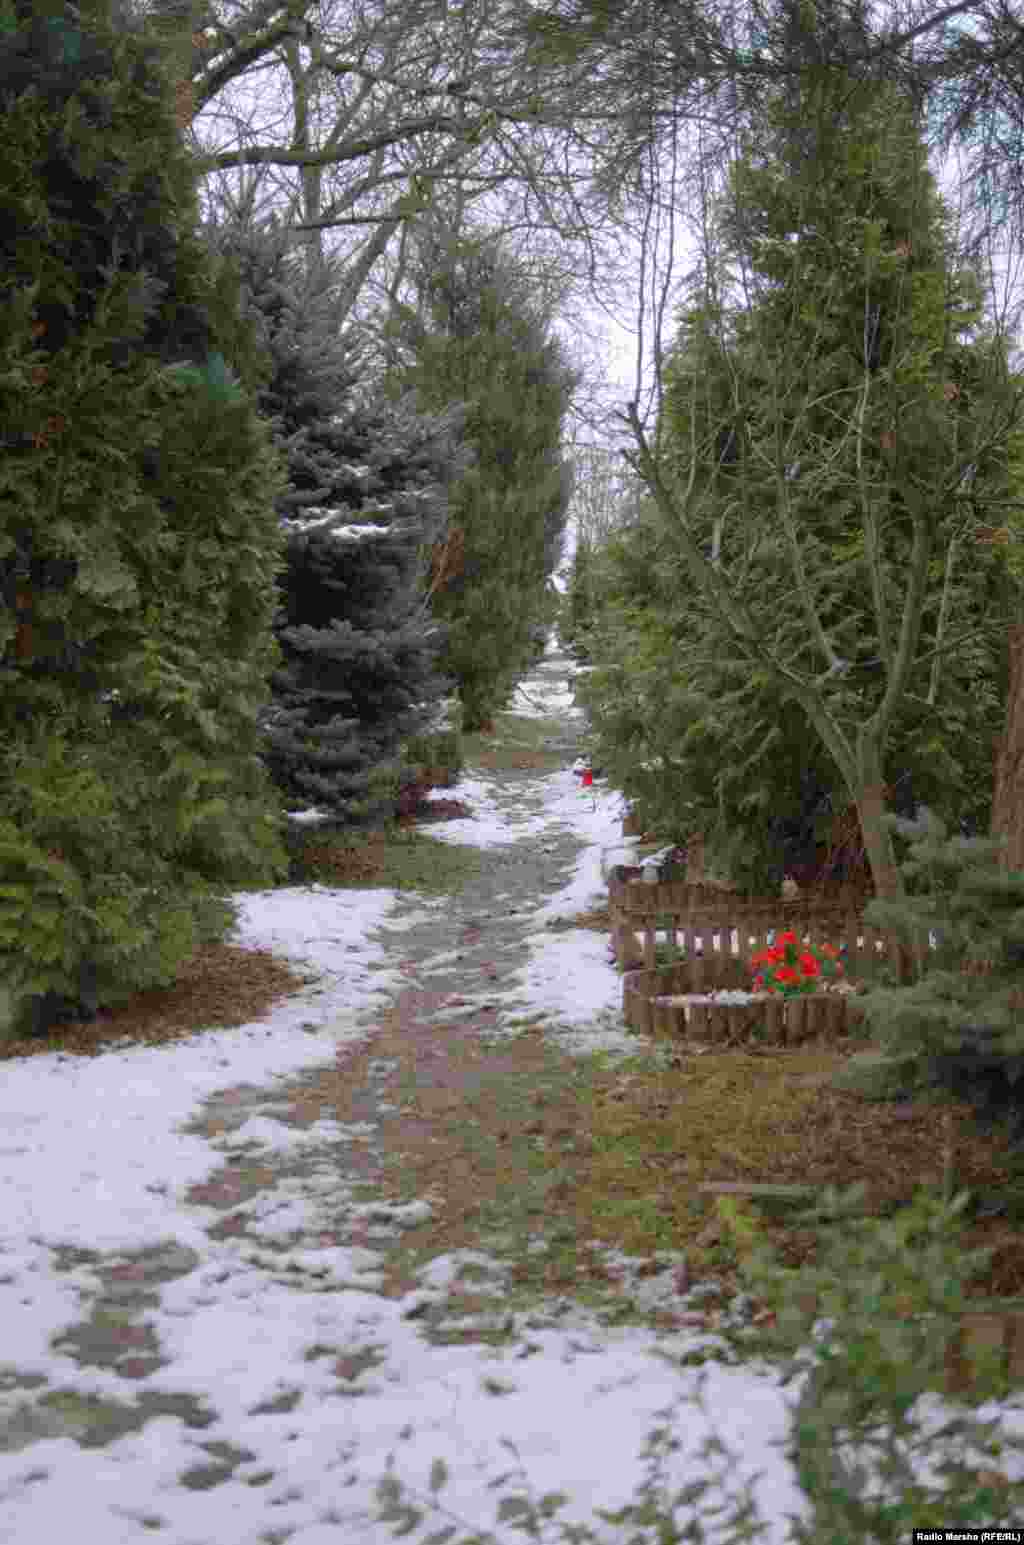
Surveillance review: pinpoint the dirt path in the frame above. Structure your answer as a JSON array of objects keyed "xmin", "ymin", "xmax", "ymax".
[
  {"xmin": 181, "ymin": 768, "xmax": 678, "ymax": 1338},
  {"xmin": 2, "ymin": 703, "xmax": 706, "ymax": 1459}
]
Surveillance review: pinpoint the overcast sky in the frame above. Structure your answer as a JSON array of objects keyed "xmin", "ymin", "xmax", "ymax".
[{"xmin": 178, "ymin": 1, "xmax": 1024, "ymax": 579}]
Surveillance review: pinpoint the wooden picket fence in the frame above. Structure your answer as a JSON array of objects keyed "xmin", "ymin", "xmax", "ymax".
[
  {"xmin": 608, "ymin": 867, "xmax": 912, "ymax": 974},
  {"xmin": 608, "ymin": 866, "xmax": 944, "ymax": 1043},
  {"xmin": 622, "ymin": 958, "xmax": 863, "ymax": 1042}
]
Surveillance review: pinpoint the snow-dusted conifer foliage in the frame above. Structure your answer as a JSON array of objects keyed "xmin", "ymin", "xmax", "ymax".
[{"xmin": 196, "ymin": 208, "xmax": 468, "ymax": 826}]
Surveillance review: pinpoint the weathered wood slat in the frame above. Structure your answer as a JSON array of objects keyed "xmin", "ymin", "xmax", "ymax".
[
  {"xmin": 621, "ymin": 958, "xmax": 865, "ymax": 1044},
  {"xmin": 607, "ymin": 868, "xmax": 958, "ymax": 1011}
]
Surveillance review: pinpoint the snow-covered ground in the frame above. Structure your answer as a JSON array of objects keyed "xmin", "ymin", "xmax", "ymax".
[{"xmin": 1, "ymin": 634, "xmax": 1021, "ymax": 1543}]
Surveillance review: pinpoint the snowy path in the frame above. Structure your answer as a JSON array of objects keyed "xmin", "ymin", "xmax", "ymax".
[{"xmin": 1, "ymin": 637, "xmax": 1021, "ymax": 1543}]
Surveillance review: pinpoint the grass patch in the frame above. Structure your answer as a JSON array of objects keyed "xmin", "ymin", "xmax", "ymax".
[
  {"xmin": 565, "ymin": 1037, "xmax": 1024, "ymax": 1306},
  {"xmin": 285, "ymin": 818, "xmax": 489, "ymax": 895}
]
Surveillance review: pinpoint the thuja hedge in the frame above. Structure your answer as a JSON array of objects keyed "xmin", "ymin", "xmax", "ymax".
[{"xmin": 0, "ymin": 0, "xmax": 291, "ymax": 1034}]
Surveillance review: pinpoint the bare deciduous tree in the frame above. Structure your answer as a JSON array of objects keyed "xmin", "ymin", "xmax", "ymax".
[
  {"xmin": 566, "ymin": 444, "xmax": 643, "ymax": 554},
  {"xmin": 122, "ymin": 0, "xmax": 626, "ymax": 338}
]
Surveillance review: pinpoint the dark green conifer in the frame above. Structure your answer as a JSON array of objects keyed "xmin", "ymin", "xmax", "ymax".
[
  {"xmin": 861, "ymin": 806, "xmax": 1024, "ymax": 1142},
  {"xmin": 0, "ymin": 0, "xmax": 290, "ymax": 1035},
  {"xmin": 195, "ymin": 206, "xmax": 468, "ymax": 828},
  {"xmin": 383, "ymin": 227, "xmax": 577, "ymax": 731}
]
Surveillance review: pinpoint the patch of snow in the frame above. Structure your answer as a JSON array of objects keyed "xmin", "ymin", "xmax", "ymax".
[
  {"xmin": 283, "ymin": 807, "xmax": 336, "ymax": 826},
  {"xmin": 281, "ymin": 512, "xmax": 394, "ymax": 538},
  {"xmin": 0, "ymin": 632, "xmax": 1018, "ymax": 1541}
]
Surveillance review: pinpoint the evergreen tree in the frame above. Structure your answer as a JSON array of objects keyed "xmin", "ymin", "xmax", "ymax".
[
  {"xmin": 0, "ymin": 0, "xmax": 290, "ymax": 1035},
  {"xmin": 859, "ymin": 806, "xmax": 1024, "ymax": 1145},
  {"xmin": 578, "ymin": 40, "xmax": 1024, "ymax": 897},
  {"xmin": 383, "ymin": 227, "xmax": 578, "ymax": 731},
  {"xmin": 194, "ymin": 206, "xmax": 468, "ymax": 827},
  {"xmin": 572, "ymin": 500, "xmax": 863, "ymax": 893},
  {"xmin": 693, "ymin": 61, "xmax": 1023, "ymax": 851},
  {"xmin": 677, "ymin": 108, "xmax": 1020, "ymax": 841},
  {"xmin": 558, "ymin": 461, "xmax": 647, "ymax": 663},
  {"xmin": 561, "ymin": 536, "xmax": 599, "ymax": 662}
]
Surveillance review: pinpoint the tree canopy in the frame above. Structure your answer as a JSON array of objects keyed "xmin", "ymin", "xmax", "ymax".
[
  {"xmin": 382, "ymin": 220, "xmax": 578, "ymax": 729},
  {"xmin": 576, "ymin": 35, "xmax": 1024, "ymax": 916}
]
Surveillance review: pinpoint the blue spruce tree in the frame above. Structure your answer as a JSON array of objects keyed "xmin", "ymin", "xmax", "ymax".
[{"xmin": 195, "ymin": 204, "xmax": 469, "ymax": 829}]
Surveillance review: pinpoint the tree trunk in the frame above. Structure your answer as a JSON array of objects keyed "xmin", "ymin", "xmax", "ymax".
[
  {"xmin": 990, "ymin": 623, "xmax": 1024, "ymax": 873},
  {"xmin": 852, "ymin": 733, "xmax": 920, "ymax": 985}
]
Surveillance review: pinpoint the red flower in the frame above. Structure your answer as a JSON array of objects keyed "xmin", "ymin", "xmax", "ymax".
[{"xmin": 748, "ymin": 929, "xmax": 845, "ymax": 998}]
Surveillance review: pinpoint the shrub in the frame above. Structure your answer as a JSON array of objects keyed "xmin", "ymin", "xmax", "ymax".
[
  {"xmin": 370, "ymin": 1187, "xmax": 1024, "ymax": 1543},
  {"xmin": 0, "ymin": 0, "xmax": 289, "ymax": 1032},
  {"xmin": 857, "ymin": 806, "xmax": 1024, "ymax": 1142},
  {"xmin": 394, "ymin": 726, "xmax": 465, "ymax": 816},
  {"xmin": 0, "ymin": 718, "xmax": 239, "ymax": 1035}
]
